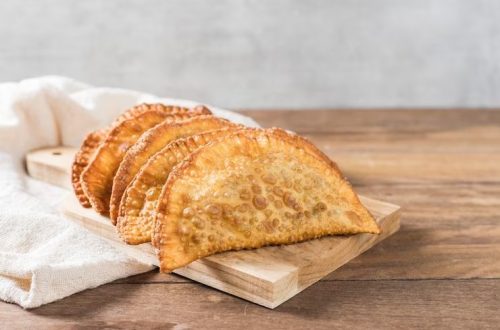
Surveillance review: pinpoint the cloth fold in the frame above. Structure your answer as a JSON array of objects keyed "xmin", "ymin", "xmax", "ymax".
[{"xmin": 0, "ymin": 76, "xmax": 259, "ymax": 308}]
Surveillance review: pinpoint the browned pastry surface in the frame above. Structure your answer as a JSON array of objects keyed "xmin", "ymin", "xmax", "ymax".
[
  {"xmin": 152, "ymin": 129, "xmax": 379, "ymax": 272},
  {"xmin": 117, "ymin": 128, "xmax": 243, "ymax": 244},
  {"xmin": 80, "ymin": 110, "xmax": 203, "ymax": 216},
  {"xmin": 109, "ymin": 115, "xmax": 237, "ymax": 222},
  {"xmin": 70, "ymin": 103, "xmax": 210, "ymax": 207},
  {"xmin": 71, "ymin": 129, "xmax": 107, "ymax": 207}
]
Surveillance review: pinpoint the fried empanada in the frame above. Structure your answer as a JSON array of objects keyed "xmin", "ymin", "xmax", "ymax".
[
  {"xmin": 109, "ymin": 116, "xmax": 239, "ymax": 222},
  {"xmin": 81, "ymin": 110, "xmax": 206, "ymax": 216},
  {"xmin": 153, "ymin": 129, "xmax": 380, "ymax": 272},
  {"xmin": 71, "ymin": 103, "xmax": 209, "ymax": 207},
  {"xmin": 117, "ymin": 128, "xmax": 243, "ymax": 244}
]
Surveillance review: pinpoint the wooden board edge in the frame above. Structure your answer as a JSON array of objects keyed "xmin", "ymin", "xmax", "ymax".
[
  {"xmin": 61, "ymin": 193, "xmax": 400, "ymax": 309},
  {"xmin": 61, "ymin": 194, "xmax": 295, "ymax": 308},
  {"xmin": 269, "ymin": 206, "xmax": 401, "ymax": 308}
]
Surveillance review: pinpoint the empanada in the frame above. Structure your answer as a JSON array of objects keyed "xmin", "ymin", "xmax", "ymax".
[
  {"xmin": 152, "ymin": 129, "xmax": 380, "ymax": 272},
  {"xmin": 81, "ymin": 109, "xmax": 207, "ymax": 216},
  {"xmin": 117, "ymin": 128, "xmax": 243, "ymax": 244},
  {"xmin": 71, "ymin": 104, "xmax": 207, "ymax": 207},
  {"xmin": 109, "ymin": 116, "xmax": 239, "ymax": 222}
]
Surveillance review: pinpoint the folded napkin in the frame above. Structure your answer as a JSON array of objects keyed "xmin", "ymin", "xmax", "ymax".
[{"xmin": 0, "ymin": 76, "xmax": 259, "ymax": 308}]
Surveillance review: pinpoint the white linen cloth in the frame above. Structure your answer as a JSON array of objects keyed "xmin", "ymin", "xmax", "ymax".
[{"xmin": 0, "ymin": 76, "xmax": 259, "ymax": 309}]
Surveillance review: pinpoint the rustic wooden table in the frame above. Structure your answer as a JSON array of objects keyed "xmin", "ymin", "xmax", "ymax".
[{"xmin": 1, "ymin": 109, "xmax": 499, "ymax": 329}]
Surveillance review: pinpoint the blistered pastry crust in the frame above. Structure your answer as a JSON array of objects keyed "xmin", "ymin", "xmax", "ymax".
[
  {"xmin": 71, "ymin": 129, "xmax": 107, "ymax": 207},
  {"xmin": 80, "ymin": 110, "xmax": 202, "ymax": 216},
  {"xmin": 117, "ymin": 128, "xmax": 242, "ymax": 244},
  {"xmin": 109, "ymin": 116, "xmax": 237, "ymax": 222},
  {"xmin": 153, "ymin": 129, "xmax": 380, "ymax": 272},
  {"xmin": 71, "ymin": 104, "xmax": 209, "ymax": 207}
]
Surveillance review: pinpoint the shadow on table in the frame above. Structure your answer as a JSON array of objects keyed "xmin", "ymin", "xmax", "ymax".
[{"xmin": 28, "ymin": 271, "xmax": 157, "ymax": 320}]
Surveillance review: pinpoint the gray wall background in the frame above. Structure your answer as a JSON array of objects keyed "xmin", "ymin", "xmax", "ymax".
[{"xmin": 1, "ymin": 0, "xmax": 499, "ymax": 109}]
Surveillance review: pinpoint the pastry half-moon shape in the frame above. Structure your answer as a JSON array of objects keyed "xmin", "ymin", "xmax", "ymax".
[
  {"xmin": 153, "ymin": 129, "xmax": 380, "ymax": 272},
  {"xmin": 71, "ymin": 104, "xmax": 209, "ymax": 207},
  {"xmin": 109, "ymin": 116, "xmax": 239, "ymax": 222},
  {"xmin": 81, "ymin": 110, "xmax": 205, "ymax": 216},
  {"xmin": 117, "ymin": 128, "xmax": 243, "ymax": 244}
]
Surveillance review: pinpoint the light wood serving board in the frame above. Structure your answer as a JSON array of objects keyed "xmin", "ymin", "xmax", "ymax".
[{"xmin": 26, "ymin": 147, "xmax": 401, "ymax": 309}]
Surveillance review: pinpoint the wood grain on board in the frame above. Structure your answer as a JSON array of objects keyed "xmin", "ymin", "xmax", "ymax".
[{"xmin": 3, "ymin": 109, "xmax": 499, "ymax": 329}]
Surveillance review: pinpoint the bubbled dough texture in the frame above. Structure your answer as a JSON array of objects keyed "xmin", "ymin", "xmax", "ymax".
[
  {"xmin": 81, "ymin": 111, "xmax": 196, "ymax": 215},
  {"xmin": 118, "ymin": 140, "xmax": 195, "ymax": 243},
  {"xmin": 155, "ymin": 132, "xmax": 379, "ymax": 271},
  {"xmin": 118, "ymin": 129, "xmax": 241, "ymax": 244},
  {"xmin": 72, "ymin": 129, "xmax": 107, "ymax": 207},
  {"xmin": 72, "ymin": 104, "xmax": 194, "ymax": 208},
  {"xmin": 110, "ymin": 116, "xmax": 235, "ymax": 222}
]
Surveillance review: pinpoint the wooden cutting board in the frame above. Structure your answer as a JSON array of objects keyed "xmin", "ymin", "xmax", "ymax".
[{"xmin": 26, "ymin": 146, "xmax": 401, "ymax": 309}]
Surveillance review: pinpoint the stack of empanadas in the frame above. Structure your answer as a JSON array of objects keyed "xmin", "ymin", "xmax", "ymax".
[{"xmin": 72, "ymin": 103, "xmax": 380, "ymax": 272}]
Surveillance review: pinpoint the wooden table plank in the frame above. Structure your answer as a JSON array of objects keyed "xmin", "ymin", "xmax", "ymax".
[
  {"xmin": 2, "ymin": 279, "xmax": 498, "ymax": 329},
  {"xmin": 242, "ymin": 109, "xmax": 500, "ymax": 134},
  {"xmin": 303, "ymin": 128, "xmax": 500, "ymax": 153},
  {"xmin": 2, "ymin": 109, "xmax": 500, "ymax": 328},
  {"xmin": 305, "ymin": 129, "xmax": 500, "ymax": 184},
  {"xmin": 326, "ymin": 152, "xmax": 500, "ymax": 184}
]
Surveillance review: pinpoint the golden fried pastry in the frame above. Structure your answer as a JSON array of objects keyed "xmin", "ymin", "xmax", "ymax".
[
  {"xmin": 81, "ymin": 110, "xmax": 205, "ymax": 216},
  {"xmin": 71, "ymin": 129, "xmax": 107, "ymax": 207},
  {"xmin": 109, "ymin": 116, "xmax": 239, "ymax": 222},
  {"xmin": 153, "ymin": 129, "xmax": 380, "ymax": 272},
  {"xmin": 117, "ymin": 128, "xmax": 243, "ymax": 244},
  {"xmin": 71, "ymin": 104, "xmax": 209, "ymax": 207}
]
